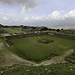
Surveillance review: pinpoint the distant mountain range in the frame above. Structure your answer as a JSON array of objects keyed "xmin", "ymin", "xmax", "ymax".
[
  {"xmin": 48, "ymin": 25, "xmax": 75, "ymax": 29},
  {"xmin": 0, "ymin": 24, "xmax": 75, "ymax": 29}
]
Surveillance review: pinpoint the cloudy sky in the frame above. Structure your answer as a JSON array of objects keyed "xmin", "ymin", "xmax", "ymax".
[{"xmin": 0, "ymin": 0, "xmax": 75, "ymax": 27}]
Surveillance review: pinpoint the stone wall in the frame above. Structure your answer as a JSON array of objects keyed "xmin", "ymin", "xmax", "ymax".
[
  {"xmin": 5, "ymin": 40, "xmax": 13, "ymax": 47},
  {"xmin": 53, "ymin": 33, "xmax": 75, "ymax": 40},
  {"xmin": 5, "ymin": 32, "xmax": 48, "ymax": 39}
]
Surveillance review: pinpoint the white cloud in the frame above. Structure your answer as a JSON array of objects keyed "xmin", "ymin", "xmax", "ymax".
[
  {"xmin": 65, "ymin": 10, "xmax": 75, "ymax": 17},
  {"xmin": 0, "ymin": 10, "xmax": 75, "ymax": 28},
  {"xmin": 24, "ymin": 17, "xmax": 29, "ymax": 21},
  {"xmin": 2, "ymin": 16, "xmax": 8, "ymax": 20},
  {"xmin": 0, "ymin": 0, "xmax": 38, "ymax": 10}
]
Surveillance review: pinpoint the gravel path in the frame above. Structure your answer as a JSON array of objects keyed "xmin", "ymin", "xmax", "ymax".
[{"xmin": 0, "ymin": 43, "xmax": 3, "ymax": 50}]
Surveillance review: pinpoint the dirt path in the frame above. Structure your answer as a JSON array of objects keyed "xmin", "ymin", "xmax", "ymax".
[
  {"xmin": 0, "ymin": 42, "xmax": 74, "ymax": 67},
  {"xmin": 0, "ymin": 43, "xmax": 3, "ymax": 50},
  {"xmin": 0, "ymin": 42, "xmax": 35, "ymax": 67},
  {"xmin": 34, "ymin": 49, "xmax": 73, "ymax": 66}
]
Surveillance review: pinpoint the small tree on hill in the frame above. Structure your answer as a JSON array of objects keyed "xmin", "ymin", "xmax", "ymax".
[{"xmin": 56, "ymin": 29, "xmax": 60, "ymax": 32}]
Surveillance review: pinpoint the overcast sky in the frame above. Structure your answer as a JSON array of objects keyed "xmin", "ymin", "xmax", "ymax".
[{"xmin": 0, "ymin": 0, "xmax": 75, "ymax": 27}]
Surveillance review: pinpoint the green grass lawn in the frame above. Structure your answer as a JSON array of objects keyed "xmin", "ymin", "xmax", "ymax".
[
  {"xmin": 9, "ymin": 35, "xmax": 75, "ymax": 62},
  {"xmin": 4, "ymin": 28, "xmax": 24, "ymax": 34}
]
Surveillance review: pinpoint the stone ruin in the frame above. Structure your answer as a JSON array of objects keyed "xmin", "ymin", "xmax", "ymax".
[
  {"xmin": 37, "ymin": 39, "xmax": 54, "ymax": 44},
  {"xmin": 5, "ymin": 40, "xmax": 13, "ymax": 47}
]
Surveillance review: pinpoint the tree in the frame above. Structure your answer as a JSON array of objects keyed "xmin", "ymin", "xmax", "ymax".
[
  {"xmin": 61, "ymin": 29, "xmax": 64, "ymax": 31},
  {"xmin": 0, "ymin": 24, "xmax": 3, "ymax": 28},
  {"xmin": 56, "ymin": 29, "xmax": 60, "ymax": 32},
  {"xmin": 38, "ymin": 27, "xmax": 48, "ymax": 31}
]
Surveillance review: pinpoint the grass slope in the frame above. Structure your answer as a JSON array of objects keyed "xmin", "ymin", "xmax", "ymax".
[
  {"xmin": 1, "ymin": 63, "xmax": 75, "ymax": 75},
  {"xmin": 9, "ymin": 35, "xmax": 75, "ymax": 62},
  {"xmin": 4, "ymin": 28, "xmax": 23, "ymax": 34}
]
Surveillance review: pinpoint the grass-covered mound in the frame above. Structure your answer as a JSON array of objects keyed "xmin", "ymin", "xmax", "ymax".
[
  {"xmin": 4, "ymin": 28, "xmax": 23, "ymax": 34},
  {"xmin": 9, "ymin": 35, "xmax": 75, "ymax": 62},
  {"xmin": 1, "ymin": 63, "xmax": 75, "ymax": 75}
]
